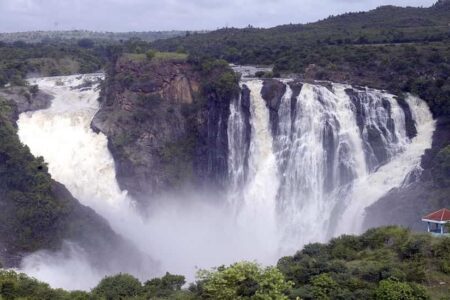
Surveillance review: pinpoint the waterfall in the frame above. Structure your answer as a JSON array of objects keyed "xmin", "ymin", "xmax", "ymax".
[
  {"xmin": 227, "ymin": 88, "xmax": 247, "ymax": 207},
  {"xmin": 227, "ymin": 79, "xmax": 435, "ymax": 254},
  {"xmin": 234, "ymin": 80, "xmax": 280, "ymax": 260},
  {"xmin": 17, "ymin": 74, "xmax": 144, "ymax": 290},
  {"xmin": 15, "ymin": 74, "xmax": 435, "ymax": 290},
  {"xmin": 18, "ymin": 74, "xmax": 129, "ymax": 212},
  {"xmin": 16, "ymin": 75, "xmax": 282, "ymax": 290}
]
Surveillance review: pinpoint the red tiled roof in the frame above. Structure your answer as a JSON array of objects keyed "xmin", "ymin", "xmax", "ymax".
[{"xmin": 422, "ymin": 208, "xmax": 450, "ymax": 222}]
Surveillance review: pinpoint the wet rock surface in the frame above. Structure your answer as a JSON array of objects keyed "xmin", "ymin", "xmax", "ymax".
[{"xmin": 92, "ymin": 58, "xmax": 238, "ymax": 203}]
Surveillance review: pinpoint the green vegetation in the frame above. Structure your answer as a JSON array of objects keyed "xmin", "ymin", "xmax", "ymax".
[
  {"xmin": 125, "ymin": 51, "xmax": 187, "ymax": 63},
  {"xmin": 0, "ymin": 270, "xmax": 85, "ymax": 300},
  {"xmin": 0, "ymin": 41, "xmax": 106, "ymax": 87},
  {"xmin": 0, "ymin": 30, "xmax": 188, "ymax": 44},
  {"xmin": 189, "ymin": 56, "xmax": 240, "ymax": 100},
  {"xmin": 92, "ymin": 274, "xmax": 142, "ymax": 299},
  {"xmin": 0, "ymin": 97, "xmax": 69, "ymax": 252},
  {"xmin": 1, "ymin": 227, "xmax": 449, "ymax": 299},
  {"xmin": 278, "ymin": 226, "xmax": 450, "ymax": 299},
  {"xmin": 197, "ymin": 262, "xmax": 292, "ymax": 299},
  {"xmin": 146, "ymin": 49, "xmax": 156, "ymax": 61},
  {"xmin": 152, "ymin": 2, "xmax": 450, "ymax": 117}
]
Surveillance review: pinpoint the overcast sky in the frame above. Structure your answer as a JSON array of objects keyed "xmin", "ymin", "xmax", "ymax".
[{"xmin": 0, "ymin": 0, "xmax": 437, "ymax": 33}]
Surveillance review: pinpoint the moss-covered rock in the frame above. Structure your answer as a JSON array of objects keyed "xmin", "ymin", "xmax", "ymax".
[{"xmin": 91, "ymin": 54, "xmax": 239, "ymax": 203}]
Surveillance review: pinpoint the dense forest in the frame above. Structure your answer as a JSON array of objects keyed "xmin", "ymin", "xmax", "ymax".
[
  {"xmin": 1, "ymin": 226, "xmax": 449, "ymax": 299},
  {"xmin": 0, "ymin": 30, "xmax": 188, "ymax": 44},
  {"xmin": 152, "ymin": 1, "xmax": 450, "ymax": 117}
]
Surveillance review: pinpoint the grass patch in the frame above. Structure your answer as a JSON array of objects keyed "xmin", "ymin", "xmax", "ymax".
[{"xmin": 124, "ymin": 51, "xmax": 188, "ymax": 63}]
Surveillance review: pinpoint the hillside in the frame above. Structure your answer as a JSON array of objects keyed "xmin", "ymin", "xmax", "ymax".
[{"xmin": 152, "ymin": 2, "xmax": 450, "ymax": 116}]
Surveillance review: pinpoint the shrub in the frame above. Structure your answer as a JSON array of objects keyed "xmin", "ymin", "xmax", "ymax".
[
  {"xmin": 310, "ymin": 273, "xmax": 341, "ymax": 300},
  {"xmin": 77, "ymin": 38, "xmax": 94, "ymax": 49},
  {"xmin": 92, "ymin": 274, "xmax": 142, "ymax": 300},
  {"xmin": 146, "ymin": 49, "xmax": 156, "ymax": 61},
  {"xmin": 144, "ymin": 272, "xmax": 185, "ymax": 298},
  {"xmin": 197, "ymin": 262, "xmax": 292, "ymax": 299},
  {"xmin": 375, "ymin": 278, "xmax": 429, "ymax": 300}
]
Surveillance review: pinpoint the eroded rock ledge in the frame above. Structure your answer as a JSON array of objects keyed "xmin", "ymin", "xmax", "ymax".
[{"xmin": 92, "ymin": 57, "xmax": 239, "ymax": 203}]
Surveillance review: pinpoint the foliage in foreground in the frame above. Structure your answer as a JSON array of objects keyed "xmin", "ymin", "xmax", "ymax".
[{"xmin": 1, "ymin": 227, "xmax": 449, "ymax": 300}]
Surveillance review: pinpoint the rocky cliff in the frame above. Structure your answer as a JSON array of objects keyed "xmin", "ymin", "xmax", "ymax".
[
  {"xmin": 92, "ymin": 56, "xmax": 239, "ymax": 203},
  {"xmin": 364, "ymin": 117, "xmax": 450, "ymax": 230}
]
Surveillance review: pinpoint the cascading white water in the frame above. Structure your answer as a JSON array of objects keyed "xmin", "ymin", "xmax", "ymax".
[
  {"xmin": 227, "ymin": 88, "xmax": 247, "ymax": 208},
  {"xmin": 228, "ymin": 79, "xmax": 435, "ymax": 254},
  {"xmin": 234, "ymin": 80, "xmax": 280, "ymax": 261},
  {"xmin": 18, "ymin": 75, "xmax": 128, "ymax": 211},
  {"xmin": 17, "ymin": 74, "xmax": 145, "ymax": 289},
  {"xmin": 334, "ymin": 93, "xmax": 435, "ymax": 235},
  {"xmin": 274, "ymin": 83, "xmax": 372, "ymax": 250},
  {"xmin": 16, "ymin": 74, "xmax": 435, "ymax": 291},
  {"xmin": 16, "ymin": 75, "xmax": 283, "ymax": 290}
]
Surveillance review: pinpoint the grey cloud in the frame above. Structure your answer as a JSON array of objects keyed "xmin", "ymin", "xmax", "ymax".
[{"xmin": 0, "ymin": 0, "xmax": 437, "ymax": 33}]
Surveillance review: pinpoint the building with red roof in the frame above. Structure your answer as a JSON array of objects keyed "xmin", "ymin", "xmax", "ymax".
[{"xmin": 421, "ymin": 208, "xmax": 450, "ymax": 235}]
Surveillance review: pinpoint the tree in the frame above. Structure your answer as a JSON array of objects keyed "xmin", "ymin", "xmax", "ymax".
[
  {"xmin": 146, "ymin": 49, "xmax": 157, "ymax": 61},
  {"xmin": 144, "ymin": 272, "xmax": 185, "ymax": 298},
  {"xmin": 77, "ymin": 38, "xmax": 94, "ymax": 49},
  {"xmin": 375, "ymin": 278, "xmax": 429, "ymax": 300},
  {"xmin": 310, "ymin": 273, "xmax": 340, "ymax": 300},
  {"xmin": 197, "ymin": 261, "xmax": 292, "ymax": 299},
  {"xmin": 92, "ymin": 274, "xmax": 142, "ymax": 300}
]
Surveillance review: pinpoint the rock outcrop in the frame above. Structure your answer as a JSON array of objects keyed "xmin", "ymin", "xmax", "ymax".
[
  {"xmin": 92, "ymin": 56, "xmax": 239, "ymax": 203},
  {"xmin": 261, "ymin": 79, "xmax": 286, "ymax": 135},
  {"xmin": 0, "ymin": 87, "xmax": 53, "ymax": 117}
]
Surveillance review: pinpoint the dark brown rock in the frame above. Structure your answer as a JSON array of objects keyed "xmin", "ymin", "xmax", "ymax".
[
  {"xmin": 261, "ymin": 79, "xmax": 286, "ymax": 135},
  {"xmin": 92, "ymin": 58, "xmax": 238, "ymax": 203}
]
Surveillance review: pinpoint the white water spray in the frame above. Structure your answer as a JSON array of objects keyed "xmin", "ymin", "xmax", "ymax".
[
  {"xmin": 235, "ymin": 80, "xmax": 280, "ymax": 262},
  {"xmin": 227, "ymin": 79, "xmax": 435, "ymax": 255},
  {"xmin": 15, "ymin": 74, "xmax": 435, "ymax": 290},
  {"xmin": 16, "ymin": 75, "xmax": 285, "ymax": 290}
]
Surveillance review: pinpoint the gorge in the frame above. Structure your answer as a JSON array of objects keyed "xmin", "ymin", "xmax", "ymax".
[{"xmin": 14, "ymin": 66, "xmax": 435, "ymax": 290}]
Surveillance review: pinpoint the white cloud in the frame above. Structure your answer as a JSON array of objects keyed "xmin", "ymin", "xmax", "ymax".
[{"xmin": 0, "ymin": 0, "xmax": 437, "ymax": 32}]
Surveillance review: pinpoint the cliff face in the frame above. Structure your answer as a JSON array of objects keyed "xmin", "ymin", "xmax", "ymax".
[
  {"xmin": 364, "ymin": 117, "xmax": 450, "ymax": 230},
  {"xmin": 0, "ymin": 89, "xmax": 154, "ymax": 273},
  {"xmin": 92, "ymin": 56, "xmax": 238, "ymax": 203}
]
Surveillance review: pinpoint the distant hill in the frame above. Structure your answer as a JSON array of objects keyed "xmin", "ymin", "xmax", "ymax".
[
  {"xmin": 153, "ymin": 1, "xmax": 449, "ymax": 56},
  {"xmin": 0, "ymin": 30, "xmax": 197, "ymax": 43},
  {"xmin": 152, "ymin": 1, "xmax": 449, "ymax": 115}
]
